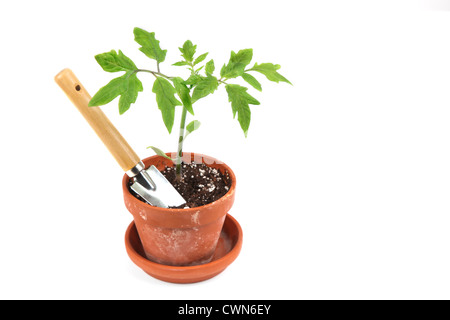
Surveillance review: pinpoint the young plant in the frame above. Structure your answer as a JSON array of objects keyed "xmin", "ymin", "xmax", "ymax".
[{"xmin": 89, "ymin": 27, "xmax": 291, "ymax": 179}]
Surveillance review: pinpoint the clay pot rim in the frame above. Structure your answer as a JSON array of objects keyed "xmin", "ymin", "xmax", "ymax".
[{"xmin": 122, "ymin": 152, "xmax": 236, "ymax": 212}]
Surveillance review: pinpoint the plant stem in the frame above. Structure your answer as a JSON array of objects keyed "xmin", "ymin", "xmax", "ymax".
[
  {"xmin": 174, "ymin": 63, "xmax": 197, "ymax": 179},
  {"xmin": 135, "ymin": 68, "xmax": 173, "ymax": 80},
  {"xmin": 176, "ymin": 106, "xmax": 188, "ymax": 179}
]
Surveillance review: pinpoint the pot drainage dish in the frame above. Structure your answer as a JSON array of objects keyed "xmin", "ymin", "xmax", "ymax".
[{"xmin": 125, "ymin": 214, "xmax": 243, "ymax": 284}]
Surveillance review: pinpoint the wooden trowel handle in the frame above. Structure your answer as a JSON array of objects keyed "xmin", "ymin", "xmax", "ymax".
[{"xmin": 55, "ymin": 68, "xmax": 141, "ymax": 172}]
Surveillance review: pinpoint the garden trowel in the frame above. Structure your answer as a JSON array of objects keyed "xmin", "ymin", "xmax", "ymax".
[{"xmin": 55, "ymin": 68, "xmax": 186, "ymax": 208}]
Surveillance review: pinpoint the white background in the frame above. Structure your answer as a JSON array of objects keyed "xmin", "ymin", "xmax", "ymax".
[{"xmin": 1, "ymin": 0, "xmax": 450, "ymax": 300}]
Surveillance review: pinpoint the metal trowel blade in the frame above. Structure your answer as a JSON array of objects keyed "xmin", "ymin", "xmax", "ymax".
[{"xmin": 130, "ymin": 165, "xmax": 186, "ymax": 208}]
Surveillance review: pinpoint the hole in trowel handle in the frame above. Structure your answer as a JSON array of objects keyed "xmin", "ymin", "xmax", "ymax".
[{"xmin": 75, "ymin": 84, "xmax": 81, "ymax": 91}]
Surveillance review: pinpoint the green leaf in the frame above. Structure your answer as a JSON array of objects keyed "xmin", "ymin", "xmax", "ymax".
[
  {"xmin": 205, "ymin": 59, "xmax": 215, "ymax": 75},
  {"xmin": 241, "ymin": 72, "xmax": 262, "ymax": 92},
  {"xmin": 172, "ymin": 77, "xmax": 194, "ymax": 115},
  {"xmin": 152, "ymin": 77, "xmax": 182, "ymax": 133},
  {"xmin": 191, "ymin": 75, "xmax": 219, "ymax": 103},
  {"xmin": 88, "ymin": 72, "xmax": 143, "ymax": 115},
  {"xmin": 172, "ymin": 61, "xmax": 189, "ymax": 67},
  {"xmin": 183, "ymin": 74, "xmax": 203, "ymax": 86},
  {"xmin": 179, "ymin": 40, "xmax": 197, "ymax": 63},
  {"xmin": 133, "ymin": 27, "xmax": 167, "ymax": 63},
  {"xmin": 247, "ymin": 63, "xmax": 292, "ymax": 85},
  {"xmin": 220, "ymin": 49, "xmax": 253, "ymax": 79},
  {"xmin": 90, "ymin": 50, "xmax": 142, "ymax": 112},
  {"xmin": 118, "ymin": 73, "xmax": 143, "ymax": 114},
  {"xmin": 147, "ymin": 146, "xmax": 173, "ymax": 160},
  {"xmin": 195, "ymin": 65, "xmax": 204, "ymax": 73},
  {"xmin": 193, "ymin": 52, "xmax": 208, "ymax": 66},
  {"xmin": 94, "ymin": 50, "xmax": 137, "ymax": 73},
  {"xmin": 185, "ymin": 120, "xmax": 201, "ymax": 139},
  {"xmin": 225, "ymin": 84, "xmax": 260, "ymax": 137},
  {"xmin": 88, "ymin": 75, "xmax": 128, "ymax": 107}
]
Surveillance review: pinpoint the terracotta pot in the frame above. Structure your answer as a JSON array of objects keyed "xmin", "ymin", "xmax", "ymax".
[{"xmin": 122, "ymin": 153, "xmax": 236, "ymax": 266}]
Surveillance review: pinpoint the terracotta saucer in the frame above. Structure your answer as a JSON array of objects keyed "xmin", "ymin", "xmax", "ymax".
[{"xmin": 125, "ymin": 214, "xmax": 243, "ymax": 284}]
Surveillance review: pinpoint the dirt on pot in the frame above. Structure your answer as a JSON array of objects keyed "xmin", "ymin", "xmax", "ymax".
[{"xmin": 129, "ymin": 162, "xmax": 231, "ymax": 209}]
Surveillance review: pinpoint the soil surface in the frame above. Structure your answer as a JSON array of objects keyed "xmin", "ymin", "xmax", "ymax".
[{"xmin": 129, "ymin": 162, "xmax": 231, "ymax": 209}]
